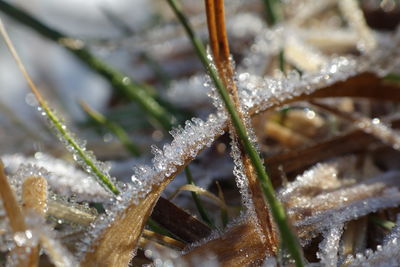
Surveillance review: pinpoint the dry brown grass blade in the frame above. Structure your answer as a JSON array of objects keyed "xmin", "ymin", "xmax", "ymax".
[
  {"xmin": 22, "ymin": 176, "xmax": 48, "ymax": 216},
  {"xmin": 204, "ymin": 0, "xmax": 278, "ymax": 252},
  {"xmin": 47, "ymin": 201, "xmax": 96, "ymax": 226},
  {"xmin": 0, "ymin": 161, "xmax": 26, "ymax": 232},
  {"xmin": 182, "ymin": 220, "xmax": 269, "ymax": 267},
  {"xmin": 142, "ymin": 229, "xmax": 185, "ymax": 250},
  {"xmin": 21, "ymin": 176, "xmax": 48, "ymax": 267},
  {"xmin": 266, "ymin": 130, "xmax": 374, "ymax": 181},
  {"xmin": 80, "ymin": 178, "xmax": 172, "ymax": 267},
  {"xmin": 151, "ymin": 197, "xmax": 212, "ymax": 243},
  {"xmin": 264, "ymin": 121, "xmax": 310, "ymax": 148},
  {"xmin": 0, "ymin": 161, "xmax": 35, "ymax": 267},
  {"xmin": 168, "ymin": 184, "xmax": 227, "ymax": 210},
  {"xmin": 253, "ymin": 73, "xmax": 400, "ymax": 115},
  {"xmin": 341, "ymin": 217, "xmax": 367, "ymax": 257}
]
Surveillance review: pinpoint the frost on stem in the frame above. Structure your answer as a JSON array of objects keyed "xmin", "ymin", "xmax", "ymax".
[
  {"xmin": 293, "ymin": 171, "xmax": 400, "ymax": 244},
  {"xmin": 316, "ymin": 224, "xmax": 344, "ymax": 267}
]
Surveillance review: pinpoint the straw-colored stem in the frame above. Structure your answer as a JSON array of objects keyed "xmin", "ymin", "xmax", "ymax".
[{"xmin": 0, "ymin": 161, "xmax": 26, "ymax": 232}]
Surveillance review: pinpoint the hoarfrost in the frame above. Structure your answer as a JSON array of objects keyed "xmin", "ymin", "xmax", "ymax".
[
  {"xmin": 316, "ymin": 224, "xmax": 344, "ymax": 267},
  {"xmin": 295, "ymin": 171, "xmax": 400, "ymax": 244}
]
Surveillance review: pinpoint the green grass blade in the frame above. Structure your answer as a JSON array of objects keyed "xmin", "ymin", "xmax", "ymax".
[
  {"xmin": 80, "ymin": 101, "xmax": 141, "ymax": 157},
  {"xmin": 184, "ymin": 167, "xmax": 214, "ymax": 227},
  {"xmin": 370, "ymin": 216, "xmax": 396, "ymax": 231},
  {"xmin": 165, "ymin": 0, "xmax": 304, "ymax": 265},
  {"xmin": 262, "ymin": 0, "xmax": 282, "ymax": 26}
]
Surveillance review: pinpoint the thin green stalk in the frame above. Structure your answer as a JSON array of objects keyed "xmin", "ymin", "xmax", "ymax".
[
  {"xmin": 80, "ymin": 102, "xmax": 141, "ymax": 157},
  {"xmin": 279, "ymin": 49, "xmax": 286, "ymax": 74},
  {"xmin": 370, "ymin": 216, "xmax": 395, "ymax": 231},
  {"xmin": 148, "ymin": 218, "xmax": 178, "ymax": 239},
  {"xmin": 184, "ymin": 167, "xmax": 214, "ymax": 227},
  {"xmin": 262, "ymin": 0, "xmax": 282, "ymax": 26},
  {"xmin": 216, "ymin": 181, "xmax": 229, "ymax": 227},
  {"xmin": 166, "ymin": 0, "xmax": 304, "ymax": 266},
  {"xmin": 384, "ymin": 73, "xmax": 400, "ymax": 83},
  {"xmin": 0, "ymin": 0, "xmax": 174, "ymax": 130}
]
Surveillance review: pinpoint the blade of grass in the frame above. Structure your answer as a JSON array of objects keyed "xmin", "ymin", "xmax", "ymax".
[
  {"xmin": 21, "ymin": 176, "xmax": 48, "ymax": 267},
  {"xmin": 0, "ymin": 161, "xmax": 26, "ymax": 232},
  {"xmin": 370, "ymin": 216, "xmax": 396, "ymax": 231},
  {"xmin": 80, "ymin": 101, "xmax": 141, "ymax": 157},
  {"xmin": 165, "ymin": 1, "xmax": 304, "ymax": 266},
  {"xmin": 262, "ymin": 0, "xmax": 282, "ymax": 26},
  {"xmin": 0, "ymin": 161, "xmax": 33, "ymax": 267},
  {"xmin": 216, "ymin": 181, "xmax": 229, "ymax": 227},
  {"xmin": 151, "ymin": 197, "xmax": 212, "ymax": 243},
  {"xmin": 184, "ymin": 167, "xmax": 214, "ymax": 226}
]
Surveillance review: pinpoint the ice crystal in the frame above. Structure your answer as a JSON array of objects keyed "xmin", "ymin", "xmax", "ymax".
[
  {"xmin": 317, "ymin": 224, "xmax": 344, "ymax": 267},
  {"xmin": 1, "ymin": 154, "xmax": 110, "ymax": 202}
]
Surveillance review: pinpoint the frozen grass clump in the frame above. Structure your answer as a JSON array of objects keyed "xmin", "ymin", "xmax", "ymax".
[{"xmin": 0, "ymin": 0, "xmax": 400, "ymax": 266}]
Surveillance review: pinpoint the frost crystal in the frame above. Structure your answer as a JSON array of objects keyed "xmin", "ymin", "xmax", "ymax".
[{"xmin": 317, "ymin": 224, "xmax": 344, "ymax": 267}]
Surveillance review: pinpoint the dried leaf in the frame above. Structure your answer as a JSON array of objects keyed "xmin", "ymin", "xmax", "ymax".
[{"xmin": 151, "ymin": 197, "xmax": 212, "ymax": 243}]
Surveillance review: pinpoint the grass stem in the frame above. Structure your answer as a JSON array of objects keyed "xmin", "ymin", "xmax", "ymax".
[
  {"xmin": 80, "ymin": 101, "xmax": 141, "ymax": 157},
  {"xmin": 184, "ymin": 167, "xmax": 214, "ymax": 227}
]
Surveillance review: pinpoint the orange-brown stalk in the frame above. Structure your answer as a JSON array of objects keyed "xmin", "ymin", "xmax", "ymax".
[
  {"xmin": 0, "ymin": 162, "xmax": 35, "ymax": 267},
  {"xmin": 0, "ymin": 162, "xmax": 26, "ymax": 232},
  {"xmin": 204, "ymin": 0, "xmax": 278, "ymax": 254},
  {"xmin": 21, "ymin": 176, "xmax": 48, "ymax": 267}
]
